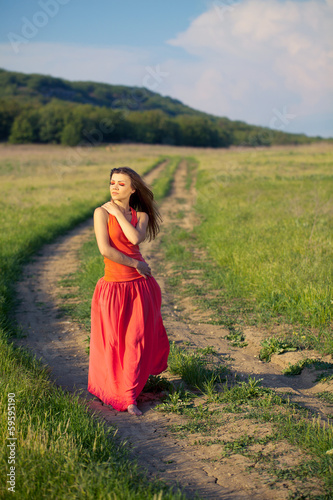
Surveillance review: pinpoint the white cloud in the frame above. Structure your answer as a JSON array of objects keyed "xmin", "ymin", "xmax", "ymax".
[
  {"xmin": 166, "ymin": 0, "xmax": 333, "ymax": 135},
  {"xmin": 0, "ymin": 1, "xmax": 332, "ymax": 137}
]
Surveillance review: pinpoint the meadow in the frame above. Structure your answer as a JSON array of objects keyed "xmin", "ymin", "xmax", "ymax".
[
  {"xmin": 0, "ymin": 143, "xmax": 332, "ymax": 498},
  {"xmin": 194, "ymin": 144, "xmax": 332, "ymax": 333},
  {"xmin": 0, "ymin": 144, "xmax": 186, "ymax": 499}
]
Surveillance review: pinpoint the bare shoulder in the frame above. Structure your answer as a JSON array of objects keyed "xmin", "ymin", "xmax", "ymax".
[
  {"xmin": 94, "ymin": 206, "xmax": 108, "ymax": 220},
  {"xmin": 137, "ymin": 211, "xmax": 149, "ymax": 227},
  {"xmin": 94, "ymin": 207, "xmax": 109, "ymax": 227},
  {"xmin": 137, "ymin": 211, "xmax": 149, "ymax": 222}
]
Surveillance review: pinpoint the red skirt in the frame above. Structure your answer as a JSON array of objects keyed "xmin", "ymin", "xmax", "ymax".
[{"xmin": 88, "ymin": 276, "xmax": 169, "ymax": 411}]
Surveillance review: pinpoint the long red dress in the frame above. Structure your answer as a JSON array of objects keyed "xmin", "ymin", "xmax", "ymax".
[{"xmin": 88, "ymin": 208, "xmax": 169, "ymax": 411}]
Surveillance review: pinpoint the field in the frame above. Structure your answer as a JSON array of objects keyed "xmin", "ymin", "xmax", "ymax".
[
  {"xmin": 195, "ymin": 145, "xmax": 332, "ymax": 331},
  {"xmin": 0, "ymin": 143, "xmax": 332, "ymax": 498}
]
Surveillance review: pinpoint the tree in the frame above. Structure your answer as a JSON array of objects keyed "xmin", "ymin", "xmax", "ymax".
[
  {"xmin": 9, "ymin": 110, "xmax": 39, "ymax": 143},
  {"xmin": 60, "ymin": 122, "xmax": 82, "ymax": 146},
  {"xmin": 0, "ymin": 99, "xmax": 22, "ymax": 141},
  {"xmin": 127, "ymin": 110, "xmax": 179, "ymax": 144},
  {"xmin": 38, "ymin": 101, "xmax": 69, "ymax": 143}
]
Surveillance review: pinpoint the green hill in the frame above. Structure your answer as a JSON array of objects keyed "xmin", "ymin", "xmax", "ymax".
[{"xmin": 0, "ymin": 68, "xmax": 324, "ymax": 147}]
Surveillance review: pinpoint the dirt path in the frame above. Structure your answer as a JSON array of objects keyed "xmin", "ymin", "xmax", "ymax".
[{"xmin": 14, "ymin": 159, "xmax": 332, "ymax": 499}]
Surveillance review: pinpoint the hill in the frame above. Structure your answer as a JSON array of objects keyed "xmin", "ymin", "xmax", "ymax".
[{"xmin": 0, "ymin": 68, "xmax": 323, "ymax": 148}]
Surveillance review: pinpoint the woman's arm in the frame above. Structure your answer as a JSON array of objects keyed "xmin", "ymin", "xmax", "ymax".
[
  {"xmin": 101, "ymin": 201, "xmax": 148, "ymax": 245},
  {"xmin": 94, "ymin": 207, "xmax": 151, "ymax": 278}
]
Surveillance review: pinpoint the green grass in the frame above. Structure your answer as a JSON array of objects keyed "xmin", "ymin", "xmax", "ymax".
[
  {"xmin": 224, "ymin": 329, "xmax": 248, "ymax": 347},
  {"xmin": 0, "ymin": 145, "xmax": 185, "ymax": 499},
  {"xmin": 317, "ymin": 392, "xmax": 333, "ymax": 405},
  {"xmin": 40, "ymin": 146, "xmax": 333, "ymax": 499},
  {"xmin": 0, "ymin": 338, "xmax": 184, "ymax": 499},
  {"xmin": 167, "ymin": 342, "xmax": 229, "ymax": 392},
  {"xmin": 156, "ymin": 371, "xmax": 333, "ymax": 497},
  {"xmin": 282, "ymin": 359, "xmax": 333, "ymax": 377},
  {"xmin": 158, "ymin": 222, "xmax": 253, "ymax": 346},
  {"xmin": 193, "ymin": 145, "xmax": 333, "ymax": 354},
  {"xmin": 184, "ymin": 156, "xmax": 197, "ymax": 191},
  {"xmin": 259, "ymin": 337, "xmax": 297, "ymax": 362},
  {"xmin": 155, "ymin": 388, "xmax": 195, "ymax": 415},
  {"xmin": 151, "ymin": 156, "xmax": 182, "ymax": 201},
  {"xmin": 316, "ymin": 372, "xmax": 333, "ymax": 383},
  {"xmin": 152, "ymin": 146, "xmax": 333, "ymax": 357},
  {"xmin": 153, "ymin": 344, "xmax": 333, "ymax": 496}
]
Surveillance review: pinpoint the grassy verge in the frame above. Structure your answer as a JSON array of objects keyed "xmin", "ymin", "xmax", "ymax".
[
  {"xmin": 193, "ymin": 144, "xmax": 333, "ymax": 354},
  {"xmin": 156, "ymin": 145, "xmax": 333, "ymax": 358},
  {"xmin": 1, "ymin": 338, "xmax": 184, "ymax": 499},
  {"xmin": 0, "ymin": 145, "xmax": 184, "ymax": 499},
  {"xmin": 58, "ymin": 150, "xmax": 333, "ymax": 498},
  {"xmin": 156, "ymin": 342, "xmax": 333, "ymax": 498},
  {"xmin": 151, "ymin": 156, "xmax": 181, "ymax": 201}
]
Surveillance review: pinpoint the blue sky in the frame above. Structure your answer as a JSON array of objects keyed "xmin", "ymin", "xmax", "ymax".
[{"xmin": 0, "ymin": 0, "xmax": 332, "ymax": 137}]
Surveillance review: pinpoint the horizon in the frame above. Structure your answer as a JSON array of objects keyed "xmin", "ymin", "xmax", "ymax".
[
  {"xmin": 0, "ymin": 65, "xmax": 328, "ymax": 140},
  {"xmin": 1, "ymin": 0, "xmax": 332, "ymax": 138}
]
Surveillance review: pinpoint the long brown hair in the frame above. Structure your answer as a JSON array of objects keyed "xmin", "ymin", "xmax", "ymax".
[{"xmin": 109, "ymin": 166, "xmax": 162, "ymax": 241}]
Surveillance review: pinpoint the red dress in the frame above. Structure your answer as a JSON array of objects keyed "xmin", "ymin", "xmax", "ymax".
[{"xmin": 88, "ymin": 208, "xmax": 169, "ymax": 411}]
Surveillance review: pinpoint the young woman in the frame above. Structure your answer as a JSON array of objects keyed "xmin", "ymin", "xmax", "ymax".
[{"xmin": 88, "ymin": 167, "xmax": 169, "ymax": 416}]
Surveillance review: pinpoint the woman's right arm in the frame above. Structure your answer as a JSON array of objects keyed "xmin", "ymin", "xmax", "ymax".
[{"xmin": 94, "ymin": 207, "xmax": 151, "ymax": 278}]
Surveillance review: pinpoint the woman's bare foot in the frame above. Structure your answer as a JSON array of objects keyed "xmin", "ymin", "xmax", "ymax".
[{"xmin": 127, "ymin": 404, "xmax": 142, "ymax": 416}]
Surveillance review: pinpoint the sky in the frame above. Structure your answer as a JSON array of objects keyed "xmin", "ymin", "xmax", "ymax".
[{"xmin": 0, "ymin": 0, "xmax": 332, "ymax": 138}]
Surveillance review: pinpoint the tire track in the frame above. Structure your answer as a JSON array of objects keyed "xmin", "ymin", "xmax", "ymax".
[{"xmin": 13, "ymin": 157, "xmax": 330, "ymax": 499}]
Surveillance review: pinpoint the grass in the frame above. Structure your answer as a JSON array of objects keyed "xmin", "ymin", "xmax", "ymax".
[
  {"xmin": 157, "ymin": 222, "xmax": 253, "ymax": 348},
  {"xmin": 0, "ymin": 144, "xmax": 187, "ymax": 499},
  {"xmin": 151, "ymin": 155, "xmax": 182, "ymax": 201},
  {"xmin": 155, "ymin": 355, "xmax": 333, "ymax": 498},
  {"xmin": 167, "ymin": 342, "xmax": 229, "ymax": 392},
  {"xmin": 224, "ymin": 328, "xmax": 248, "ymax": 347},
  {"xmin": 153, "ymin": 145, "xmax": 333, "ymax": 357},
  {"xmin": 153, "ymin": 339, "xmax": 333, "ymax": 496},
  {"xmin": 317, "ymin": 392, "xmax": 333, "ymax": 405},
  {"xmin": 259, "ymin": 337, "xmax": 297, "ymax": 362},
  {"xmin": 155, "ymin": 388, "xmax": 194, "ymax": 415},
  {"xmin": 192, "ymin": 144, "xmax": 333, "ymax": 354},
  {"xmin": 1, "ymin": 338, "xmax": 184, "ymax": 499},
  {"xmin": 184, "ymin": 156, "xmax": 197, "ymax": 191},
  {"xmin": 58, "ymin": 237, "xmax": 104, "ymax": 331},
  {"xmin": 4, "ymin": 143, "xmax": 332, "ymax": 498},
  {"xmin": 282, "ymin": 359, "xmax": 333, "ymax": 377}
]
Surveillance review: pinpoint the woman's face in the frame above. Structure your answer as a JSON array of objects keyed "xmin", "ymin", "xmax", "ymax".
[{"xmin": 110, "ymin": 173, "xmax": 135, "ymax": 202}]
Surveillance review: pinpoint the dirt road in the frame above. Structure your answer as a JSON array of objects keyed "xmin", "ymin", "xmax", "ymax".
[{"xmin": 14, "ymin": 159, "xmax": 332, "ymax": 499}]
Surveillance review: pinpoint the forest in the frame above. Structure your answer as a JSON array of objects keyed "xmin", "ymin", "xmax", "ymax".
[{"xmin": 0, "ymin": 68, "xmax": 326, "ymax": 148}]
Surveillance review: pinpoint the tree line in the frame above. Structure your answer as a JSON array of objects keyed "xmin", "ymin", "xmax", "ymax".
[
  {"xmin": 0, "ymin": 68, "xmax": 325, "ymax": 148},
  {"xmin": 0, "ymin": 97, "xmax": 320, "ymax": 148}
]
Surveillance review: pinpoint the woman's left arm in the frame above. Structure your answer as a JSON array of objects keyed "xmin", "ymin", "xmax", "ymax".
[{"xmin": 102, "ymin": 201, "xmax": 148, "ymax": 244}]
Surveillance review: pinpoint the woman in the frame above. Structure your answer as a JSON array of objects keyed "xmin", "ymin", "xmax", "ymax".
[{"xmin": 88, "ymin": 167, "xmax": 169, "ymax": 416}]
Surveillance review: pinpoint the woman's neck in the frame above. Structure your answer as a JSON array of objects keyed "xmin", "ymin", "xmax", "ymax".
[{"xmin": 114, "ymin": 200, "xmax": 131, "ymax": 213}]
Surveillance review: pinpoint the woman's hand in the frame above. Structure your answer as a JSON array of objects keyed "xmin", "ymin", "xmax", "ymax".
[
  {"xmin": 101, "ymin": 200, "xmax": 122, "ymax": 218},
  {"xmin": 101, "ymin": 201, "xmax": 148, "ymax": 246},
  {"xmin": 135, "ymin": 261, "xmax": 152, "ymax": 279}
]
